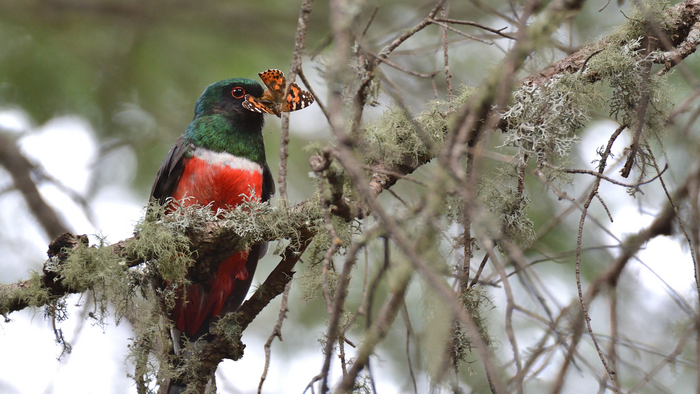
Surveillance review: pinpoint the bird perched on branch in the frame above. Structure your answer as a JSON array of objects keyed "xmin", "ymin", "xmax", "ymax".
[
  {"xmin": 149, "ymin": 70, "xmax": 313, "ymax": 393},
  {"xmin": 151, "ymin": 77, "xmax": 274, "ymax": 342}
]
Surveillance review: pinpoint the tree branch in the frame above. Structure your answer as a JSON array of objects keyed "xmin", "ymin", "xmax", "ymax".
[{"xmin": 0, "ymin": 131, "xmax": 70, "ymax": 239}]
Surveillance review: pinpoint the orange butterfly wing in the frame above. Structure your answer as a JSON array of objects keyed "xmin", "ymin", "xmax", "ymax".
[
  {"xmin": 242, "ymin": 69, "xmax": 315, "ymax": 116},
  {"xmin": 242, "ymin": 94, "xmax": 275, "ymax": 115},
  {"xmin": 281, "ymin": 83, "xmax": 315, "ymax": 112}
]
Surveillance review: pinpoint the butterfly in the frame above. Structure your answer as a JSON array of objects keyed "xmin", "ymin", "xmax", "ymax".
[{"xmin": 242, "ymin": 69, "xmax": 315, "ymax": 117}]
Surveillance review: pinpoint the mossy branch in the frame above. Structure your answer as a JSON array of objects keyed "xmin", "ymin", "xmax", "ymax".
[
  {"xmin": 523, "ymin": 0, "xmax": 700, "ymax": 89},
  {"xmin": 0, "ymin": 200, "xmax": 322, "ymax": 318}
]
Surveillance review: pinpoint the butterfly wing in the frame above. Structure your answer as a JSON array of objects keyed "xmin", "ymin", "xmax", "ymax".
[
  {"xmin": 259, "ymin": 69, "xmax": 287, "ymax": 102},
  {"xmin": 242, "ymin": 94, "xmax": 275, "ymax": 115},
  {"xmin": 281, "ymin": 82, "xmax": 315, "ymax": 112},
  {"xmin": 245, "ymin": 69, "xmax": 314, "ymax": 115}
]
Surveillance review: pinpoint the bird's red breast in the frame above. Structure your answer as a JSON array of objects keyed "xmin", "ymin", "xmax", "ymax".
[
  {"xmin": 171, "ymin": 147, "xmax": 264, "ymax": 211},
  {"xmin": 169, "ymin": 147, "xmax": 263, "ymax": 336}
]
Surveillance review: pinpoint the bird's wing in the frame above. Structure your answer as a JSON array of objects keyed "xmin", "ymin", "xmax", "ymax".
[
  {"xmin": 261, "ymin": 162, "xmax": 275, "ymax": 202},
  {"xmin": 150, "ymin": 135, "xmax": 188, "ymax": 205}
]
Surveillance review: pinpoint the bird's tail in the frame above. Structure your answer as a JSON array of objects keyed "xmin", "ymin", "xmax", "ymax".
[
  {"xmin": 163, "ymin": 329, "xmax": 213, "ymax": 394},
  {"xmin": 160, "ymin": 243, "xmax": 266, "ymax": 393}
]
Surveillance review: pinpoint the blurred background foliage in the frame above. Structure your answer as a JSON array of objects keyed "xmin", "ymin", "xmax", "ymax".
[
  {"xmin": 1, "ymin": 0, "xmax": 699, "ymax": 393},
  {"xmin": 0, "ymin": 0, "xmax": 335, "ymax": 194},
  {"xmin": 0, "ymin": 0, "xmax": 637, "ymax": 203}
]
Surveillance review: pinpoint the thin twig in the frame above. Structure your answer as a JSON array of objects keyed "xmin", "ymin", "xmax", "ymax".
[
  {"xmin": 541, "ymin": 161, "xmax": 668, "ymax": 193},
  {"xmin": 319, "ymin": 227, "xmax": 381, "ymax": 393},
  {"xmin": 361, "ymin": 165, "xmax": 429, "ymax": 187},
  {"xmin": 257, "ymin": 281, "xmax": 292, "ymax": 394},
  {"xmin": 401, "ymin": 302, "xmax": 419, "ymax": 394},
  {"xmin": 572, "ymin": 125, "xmax": 623, "ymax": 391},
  {"xmin": 429, "ymin": 19, "xmax": 494, "ymax": 45},
  {"xmin": 376, "ymin": 1, "xmax": 447, "ymax": 60},
  {"xmin": 279, "ymin": 0, "xmax": 315, "ymax": 201},
  {"xmin": 481, "ymin": 237, "xmax": 523, "ymax": 394},
  {"xmin": 595, "ymin": 192, "xmax": 614, "ymax": 223},
  {"xmin": 627, "ymin": 325, "xmax": 695, "ymax": 393},
  {"xmin": 441, "ymin": 5, "xmax": 453, "ymax": 101},
  {"xmin": 375, "ymin": 53, "xmax": 440, "ymax": 78},
  {"xmin": 433, "ymin": 17, "xmax": 516, "ymax": 39},
  {"xmin": 606, "ymin": 287, "xmax": 620, "ymax": 393},
  {"xmin": 298, "ymin": 68, "xmax": 330, "ymax": 122},
  {"xmin": 468, "ymin": 254, "xmax": 490, "ymax": 289}
]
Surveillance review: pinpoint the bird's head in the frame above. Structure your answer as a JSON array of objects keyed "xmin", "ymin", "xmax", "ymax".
[{"xmin": 193, "ymin": 78, "xmax": 266, "ymax": 124}]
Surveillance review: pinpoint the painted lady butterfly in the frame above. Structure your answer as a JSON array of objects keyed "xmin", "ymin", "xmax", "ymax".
[{"xmin": 242, "ymin": 69, "xmax": 315, "ymax": 117}]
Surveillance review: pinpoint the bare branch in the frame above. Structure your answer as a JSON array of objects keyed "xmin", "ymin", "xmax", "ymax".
[{"xmin": 0, "ymin": 131, "xmax": 70, "ymax": 238}]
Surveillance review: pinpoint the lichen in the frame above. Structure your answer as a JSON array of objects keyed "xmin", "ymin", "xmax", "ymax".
[
  {"xmin": 361, "ymin": 86, "xmax": 476, "ymax": 168},
  {"xmin": 500, "ymin": 72, "xmax": 598, "ymax": 163},
  {"xmin": 452, "ymin": 286, "xmax": 494, "ymax": 363},
  {"xmin": 0, "ymin": 270, "xmax": 50, "ymax": 318},
  {"xmin": 58, "ymin": 238, "xmax": 136, "ymax": 325},
  {"xmin": 128, "ymin": 203, "xmax": 195, "ymax": 284},
  {"xmin": 478, "ymin": 167, "xmax": 536, "ymax": 245}
]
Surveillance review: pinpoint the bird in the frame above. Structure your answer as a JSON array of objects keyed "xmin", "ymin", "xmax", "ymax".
[{"xmin": 150, "ymin": 77, "xmax": 275, "ymax": 392}]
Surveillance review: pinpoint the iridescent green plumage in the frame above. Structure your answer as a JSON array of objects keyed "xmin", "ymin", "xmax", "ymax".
[{"xmin": 184, "ymin": 78, "xmax": 267, "ymax": 164}]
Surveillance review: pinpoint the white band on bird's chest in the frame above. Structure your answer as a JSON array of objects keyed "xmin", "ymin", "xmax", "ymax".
[{"xmin": 192, "ymin": 147, "xmax": 263, "ymax": 174}]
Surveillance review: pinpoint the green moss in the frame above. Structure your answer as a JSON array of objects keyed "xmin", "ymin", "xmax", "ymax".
[
  {"xmin": 219, "ymin": 195, "xmax": 324, "ymax": 250},
  {"xmin": 300, "ymin": 264, "xmax": 337, "ymax": 304},
  {"xmin": 421, "ymin": 285, "xmax": 494, "ymax": 385},
  {"xmin": 127, "ymin": 306, "xmax": 168, "ymax": 394},
  {"xmin": 352, "ymin": 374, "xmax": 373, "ymax": 394},
  {"xmin": 56, "ymin": 239, "xmax": 137, "ymax": 325},
  {"xmin": 300, "ymin": 218, "xmax": 356, "ymax": 303},
  {"xmin": 128, "ymin": 205, "xmax": 195, "ymax": 283},
  {"xmin": 478, "ymin": 167, "xmax": 535, "ymax": 245},
  {"xmin": 453, "ymin": 287, "xmax": 494, "ymax": 362},
  {"xmin": 0, "ymin": 191, "xmax": 330, "ymax": 392},
  {"xmin": 210, "ymin": 309, "xmax": 244, "ymax": 353},
  {"xmin": 608, "ymin": 0, "xmax": 673, "ymax": 42},
  {"xmin": 362, "ymin": 86, "xmax": 475, "ymax": 168},
  {"xmin": 501, "ymin": 0, "xmax": 672, "ymax": 166},
  {"xmin": 494, "ymin": 3, "xmax": 674, "ymax": 240},
  {"xmin": 25, "ymin": 270, "xmax": 51, "ymax": 305},
  {"xmin": 0, "ymin": 271, "xmax": 51, "ymax": 317},
  {"xmin": 501, "ymin": 71, "xmax": 600, "ymax": 163}
]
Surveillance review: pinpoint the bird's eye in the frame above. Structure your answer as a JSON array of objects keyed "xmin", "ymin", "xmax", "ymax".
[{"xmin": 231, "ymin": 87, "xmax": 246, "ymax": 99}]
